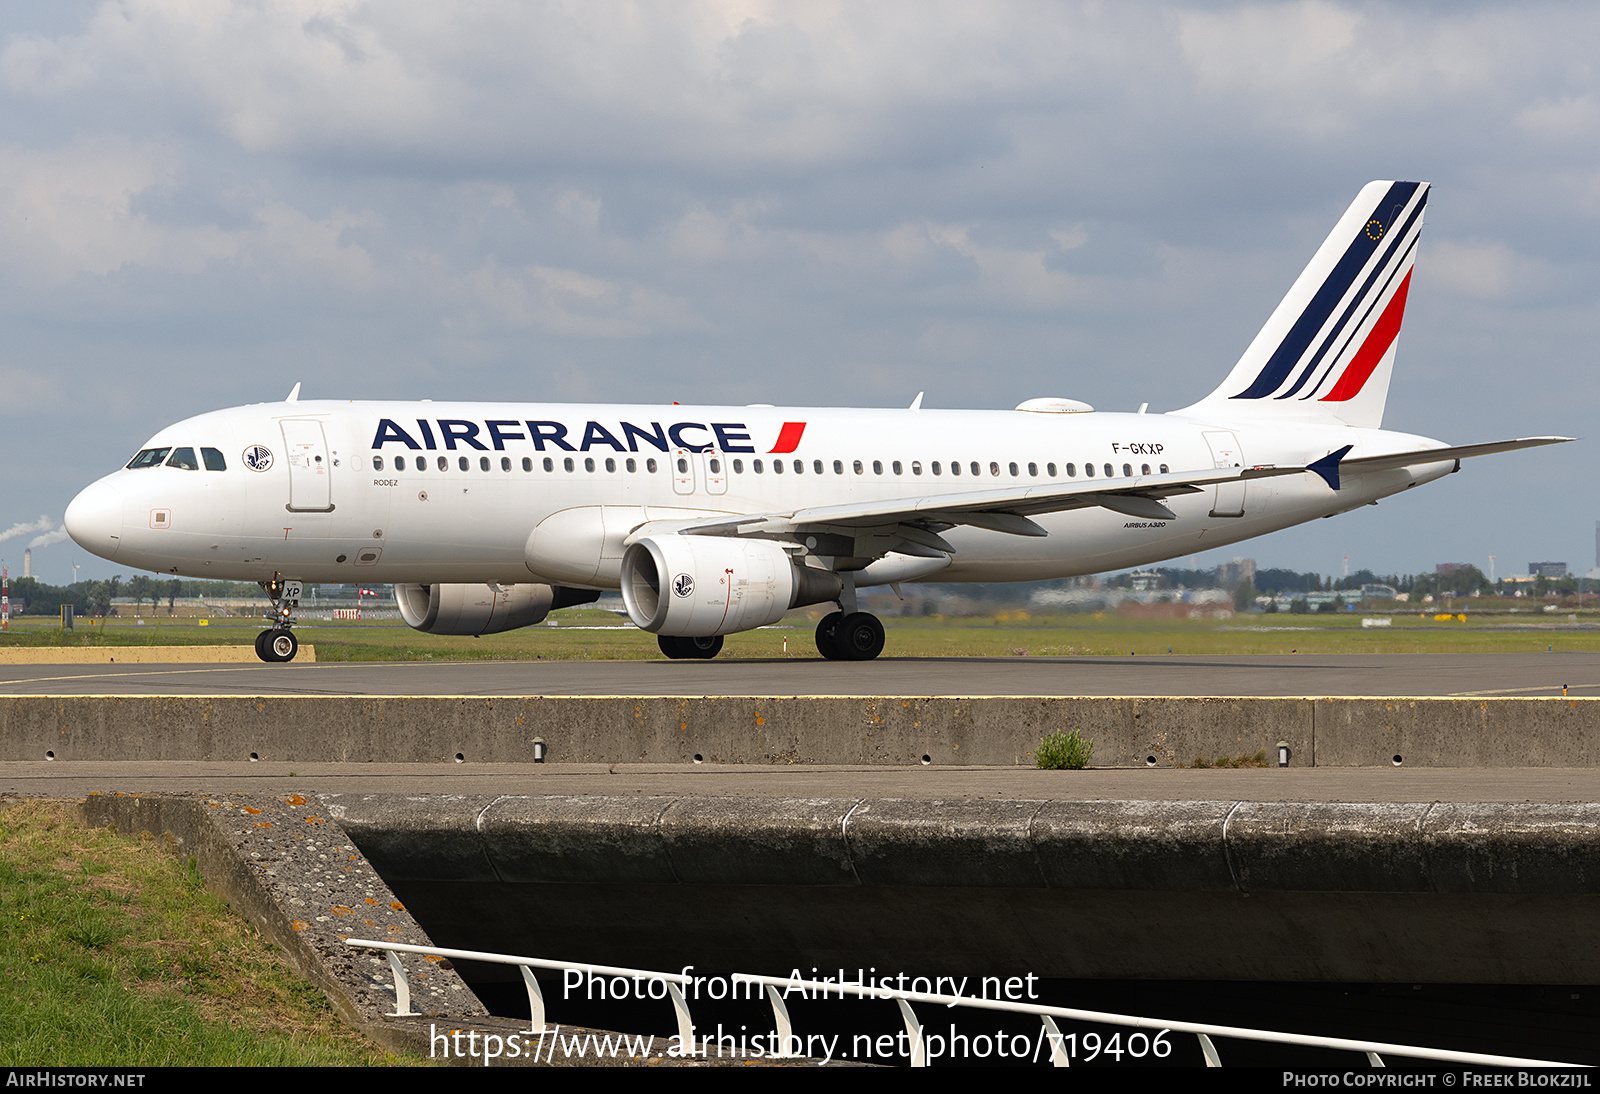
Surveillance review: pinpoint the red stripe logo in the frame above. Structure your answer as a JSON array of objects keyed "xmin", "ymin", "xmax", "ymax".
[
  {"xmin": 769, "ymin": 422, "xmax": 806, "ymax": 453},
  {"xmin": 1321, "ymin": 270, "xmax": 1412, "ymax": 402}
]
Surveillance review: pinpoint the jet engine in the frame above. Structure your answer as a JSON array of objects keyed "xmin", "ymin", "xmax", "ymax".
[
  {"xmin": 394, "ymin": 582, "xmax": 598, "ymax": 636},
  {"xmin": 620, "ymin": 536, "xmax": 842, "ymax": 637}
]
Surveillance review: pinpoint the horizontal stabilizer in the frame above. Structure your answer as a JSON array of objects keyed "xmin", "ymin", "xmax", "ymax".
[{"xmin": 1343, "ymin": 436, "xmax": 1574, "ymax": 475}]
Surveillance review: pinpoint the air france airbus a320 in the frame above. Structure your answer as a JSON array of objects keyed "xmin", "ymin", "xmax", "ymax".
[{"xmin": 64, "ymin": 181, "xmax": 1569, "ymax": 662}]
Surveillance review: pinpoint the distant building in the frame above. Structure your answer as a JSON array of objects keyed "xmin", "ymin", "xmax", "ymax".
[
  {"xmin": 1529, "ymin": 562, "xmax": 1569, "ymax": 579},
  {"xmin": 1128, "ymin": 570, "xmax": 1160, "ymax": 591},
  {"xmin": 1216, "ymin": 557, "xmax": 1256, "ymax": 589},
  {"xmin": 1435, "ymin": 562, "xmax": 1471, "ymax": 574}
]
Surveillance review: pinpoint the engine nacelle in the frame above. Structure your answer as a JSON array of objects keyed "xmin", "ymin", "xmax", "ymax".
[
  {"xmin": 620, "ymin": 536, "xmax": 842, "ymax": 637},
  {"xmin": 394, "ymin": 582, "xmax": 597, "ymax": 635}
]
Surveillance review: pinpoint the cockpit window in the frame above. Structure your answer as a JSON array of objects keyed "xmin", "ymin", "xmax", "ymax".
[
  {"xmin": 202, "ymin": 448, "xmax": 227, "ymax": 471},
  {"xmin": 126, "ymin": 448, "xmax": 172, "ymax": 469},
  {"xmin": 165, "ymin": 447, "xmax": 200, "ymax": 470}
]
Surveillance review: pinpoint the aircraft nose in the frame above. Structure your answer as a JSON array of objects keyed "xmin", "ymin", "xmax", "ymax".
[{"xmin": 64, "ymin": 478, "xmax": 124, "ymax": 561}]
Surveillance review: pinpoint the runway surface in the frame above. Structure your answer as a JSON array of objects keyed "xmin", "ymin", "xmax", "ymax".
[{"xmin": 1, "ymin": 651, "xmax": 1596, "ymax": 697}]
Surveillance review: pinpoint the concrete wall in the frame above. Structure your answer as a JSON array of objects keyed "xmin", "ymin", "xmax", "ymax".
[
  {"xmin": 4, "ymin": 694, "xmax": 1599, "ymax": 766},
  {"xmin": 327, "ymin": 793, "xmax": 1600, "ymax": 984}
]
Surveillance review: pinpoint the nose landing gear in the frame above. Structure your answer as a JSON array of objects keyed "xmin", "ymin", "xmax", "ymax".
[{"xmin": 255, "ymin": 577, "xmax": 302, "ymax": 663}]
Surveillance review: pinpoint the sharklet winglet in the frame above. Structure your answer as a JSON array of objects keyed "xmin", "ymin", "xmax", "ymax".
[{"xmin": 1308, "ymin": 445, "xmax": 1353, "ymax": 491}]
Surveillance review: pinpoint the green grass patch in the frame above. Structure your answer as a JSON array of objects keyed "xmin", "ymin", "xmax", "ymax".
[
  {"xmin": 0, "ymin": 799, "xmax": 414, "ymax": 1067},
  {"xmin": 1, "ymin": 606, "xmax": 1596, "ymax": 660},
  {"xmin": 1036, "ymin": 729, "xmax": 1095, "ymax": 770}
]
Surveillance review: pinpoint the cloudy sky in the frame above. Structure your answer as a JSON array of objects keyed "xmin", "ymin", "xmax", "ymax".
[{"xmin": 2, "ymin": 0, "xmax": 1595, "ymax": 586}]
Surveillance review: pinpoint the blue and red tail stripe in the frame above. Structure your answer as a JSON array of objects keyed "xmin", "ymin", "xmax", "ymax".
[{"xmin": 1232, "ymin": 181, "xmax": 1426, "ymax": 401}]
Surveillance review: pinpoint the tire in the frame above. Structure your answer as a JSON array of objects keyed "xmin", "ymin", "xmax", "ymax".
[
  {"xmin": 685, "ymin": 635, "xmax": 724, "ymax": 659},
  {"xmin": 815, "ymin": 611, "xmax": 845, "ymax": 660},
  {"xmin": 254, "ymin": 631, "xmax": 272, "ymax": 662},
  {"xmin": 835, "ymin": 612, "xmax": 885, "ymax": 661},
  {"xmin": 265, "ymin": 630, "xmax": 299, "ymax": 663},
  {"xmin": 659, "ymin": 634, "xmax": 724, "ymax": 659}
]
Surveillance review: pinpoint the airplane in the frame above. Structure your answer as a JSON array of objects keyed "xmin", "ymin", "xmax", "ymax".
[{"xmin": 63, "ymin": 180, "xmax": 1570, "ymax": 663}]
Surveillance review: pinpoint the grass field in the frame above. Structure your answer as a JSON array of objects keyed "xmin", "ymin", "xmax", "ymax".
[
  {"xmin": 1, "ymin": 605, "xmax": 1596, "ymax": 660},
  {"xmin": 0, "ymin": 800, "xmax": 410, "ymax": 1067}
]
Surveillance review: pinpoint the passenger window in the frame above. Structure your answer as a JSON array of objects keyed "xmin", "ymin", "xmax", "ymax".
[
  {"xmin": 480, "ymin": 456, "xmax": 491, "ymax": 471},
  {"xmin": 395, "ymin": 456, "xmax": 407, "ymax": 471},
  {"xmin": 584, "ymin": 457, "xmax": 596, "ymax": 472},
  {"xmin": 502, "ymin": 457, "xmax": 512, "ymax": 471},
  {"xmin": 523, "ymin": 457, "xmax": 533, "ymax": 472},
  {"xmin": 753, "ymin": 459, "xmax": 763, "ymax": 473},
  {"xmin": 1160, "ymin": 463, "xmax": 1169, "ymax": 473},
  {"xmin": 950, "ymin": 462, "xmax": 960, "ymax": 476},
  {"xmin": 1027, "ymin": 462, "xmax": 1037, "ymax": 477},
  {"xmin": 372, "ymin": 455, "xmax": 384, "ymax": 471},
  {"xmin": 126, "ymin": 448, "xmax": 172, "ymax": 470},
  {"xmin": 199, "ymin": 448, "xmax": 227, "ymax": 471},
  {"xmin": 872, "ymin": 461, "xmax": 882, "ymax": 475},
  {"xmin": 890, "ymin": 461, "xmax": 900, "ymax": 475},
  {"xmin": 626, "ymin": 458, "xmax": 637, "ymax": 473},
  {"xmin": 1084, "ymin": 463, "xmax": 1094, "ymax": 477},
  {"xmin": 565, "ymin": 458, "xmax": 576, "ymax": 472},
  {"xmin": 732, "ymin": 459, "xmax": 743, "ymax": 473},
  {"xmin": 1047, "ymin": 463, "xmax": 1056, "ymax": 476},
  {"xmin": 437, "ymin": 456, "xmax": 448, "ymax": 472},
  {"xmin": 796, "ymin": 460, "xmax": 805, "ymax": 474},
  {"xmin": 773, "ymin": 460, "xmax": 783, "ymax": 474},
  {"xmin": 165, "ymin": 448, "xmax": 199, "ymax": 471},
  {"xmin": 834, "ymin": 460, "xmax": 844, "ymax": 474},
  {"xmin": 1008, "ymin": 462, "xmax": 1018, "ymax": 477},
  {"xmin": 677, "ymin": 458, "xmax": 688, "ymax": 473},
  {"xmin": 1104, "ymin": 463, "xmax": 1113, "ymax": 477},
  {"xmin": 459, "ymin": 456, "xmax": 470, "ymax": 471},
  {"xmin": 813, "ymin": 460, "xmax": 823, "ymax": 474},
  {"xmin": 606, "ymin": 458, "xmax": 617, "ymax": 473},
  {"xmin": 911, "ymin": 461, "xmax": 922, "ymax": 476},
  {"xmin": 709, "ymin": 458, "xmax": 720, "ymax": 473},
  {"xmin": 543, "ymin": 457, "xmax": 554, "ymax": 472},
  {"xmin": 647, "ymin": 458, "xmax": 658, "ymax": 473},
  {"xmin": 1141, "ymin": 463, "xmax": 1150, "ymax": 475},
  {"xmin": 973, "ymin": 462, "xmax": 982, "ymax": 476},
  {"xmin": 932, "ymin": 462, "xmax": 942, "ymax": 476}
]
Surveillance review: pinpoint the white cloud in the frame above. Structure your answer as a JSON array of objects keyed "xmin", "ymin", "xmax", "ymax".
[
  {"xmin": 1424, "ymin": 239, "xmax": 1551, "ymax": 300},
  {"xmin": 0, "ymin": 139, "xmax": 223, "ymax": 282}
]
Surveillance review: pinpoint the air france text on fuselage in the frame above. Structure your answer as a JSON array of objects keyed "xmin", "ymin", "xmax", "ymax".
[{"xmin": 371, "ymin": 418, "xmax": 804, "ymax": 455}]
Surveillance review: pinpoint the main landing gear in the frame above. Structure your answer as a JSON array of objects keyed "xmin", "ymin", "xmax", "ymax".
[
  {"xmin": 255, "ymin": 577, "xmax": 303, "ymax": 663},
  {"xmin": 815, "ymin": 610, "xmax": 885, "ymax": 661},
  {"xmin": 658, "ymin": 634, "xmax": 724, "ymax": 660}
]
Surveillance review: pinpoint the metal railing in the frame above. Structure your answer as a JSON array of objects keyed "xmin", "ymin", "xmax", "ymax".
[{"xmin": 344, "ymin": 938, "xmax": 1583, "ymax": 1068}]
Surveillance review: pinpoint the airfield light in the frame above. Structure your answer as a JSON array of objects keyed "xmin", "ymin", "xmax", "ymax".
[{"xmin": 1277, "ymin": 741, "xmax": 1290, "ymax": 768}]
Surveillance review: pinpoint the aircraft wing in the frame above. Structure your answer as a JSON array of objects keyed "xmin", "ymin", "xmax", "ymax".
[{"xmin": 625, "ymin": 462, "xmax": 1312, "ymax": 547}]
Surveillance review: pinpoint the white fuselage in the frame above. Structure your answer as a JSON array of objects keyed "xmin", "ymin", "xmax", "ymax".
[{"xmin": 64, "ymin": 399, "xmax": 1452, "ymax": 588}]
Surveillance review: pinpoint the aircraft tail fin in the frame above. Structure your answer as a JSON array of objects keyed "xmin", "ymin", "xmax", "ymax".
[{"xmin": 1177, "ymin": 180, "xmax": 1429, "ymax": 430}]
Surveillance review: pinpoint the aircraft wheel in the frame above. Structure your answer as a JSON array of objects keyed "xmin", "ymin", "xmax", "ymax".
[
  {"xmin": 835, "ymin": 612, "xmax": 885, "ymax": 661},
  {"xmin": 660, "ymin": 634, "xmax": 725, "ymax": 659},
  {"xmin": 815, "ymin": 611, "xmax": 845, "ymax": 659},
  {"xmin": 264, "ymin": 630, "xmax": 299, "ymax": 663},
  {"xmin": 685, "ymin": 635, "xmax": 724, "ymax": 659},
  {"xmin": 254, "ymin": 631, "xmax": 272, "ymax": 662}
]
